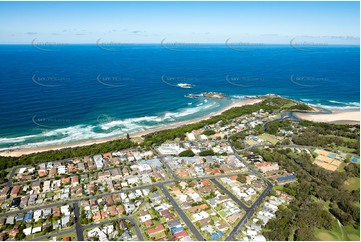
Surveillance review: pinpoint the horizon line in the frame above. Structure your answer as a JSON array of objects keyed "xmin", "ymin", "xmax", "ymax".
[{"xmin": 0, "ymin": 43, "xmax": 360, "ymax": 46}]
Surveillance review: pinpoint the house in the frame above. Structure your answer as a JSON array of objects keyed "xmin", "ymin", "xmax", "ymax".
[
  {"xmin": 23, "ymin": 227, "xmax": 32, "ymax": 236},
  {"xmin": 276, "ymin": 175, "xmax": 297, "ymax": 184},
  {"xmin": 110, "ymin": 168, "xmax": 122, "ymax": 180},
  {"xmin": 0, "ymin": 187, "xmax": 10, "ymax": 198},
  {"xmin": 122, "ymin": 167, "xmax": 130, "ymax": 176},
  {"xmin": 32, "ymin": 226, "xmax": 42, "ymax": 234},
  {"xmin": 108, "ymin": 205, "xmax": 118, "ymax": 216},
  {"xmin": 120, "ymin": 231, "xmax": 132, "ymax": 240},
  {"xmin": 10, "ymin": 186, "xmax": 20, "ymax": 198},
  {"xmin": 174, "ymin": 230, "xmax": 189, "ymax": 240},
  {"xmin": 171, "ymin": 226, "xmax": 184, "ymax": 235},
  {"xmin": 93, "ymin": 155, "xmax": 104, "ymax": 169},
  {"xmin": 67, "ymin": 163, "xmax": 77, "ymax": 173},
  {"xmin": 71, "ymin": 176, "xmax": 79, "ymax": 186},
  {"xmin": 24, "ymin": 211, "xmax": 33, "ymax": 222},
  {"xmin": 32, "ymin": 181, "xmax": 41, "ymax": 192},
  {"xmin": 255, "ymin": 162, "xmax": 279, "ymax": 173},
  {"xmin": 105, "ymin": 196, "xmax": 114, "ymax": 205},
  {"xmin": 158, "ymin": 143, "xmax": 183, "ymax": 155},
  {"xmin": 103, "ymin": 152, "xmax": 112, "ymax": 159},
  {"xmin": 33, "ymin": 209, "xmax": 42, "ymax": 221},
  {"xmin": 38, "ymin": 168, "xmax": 47, "ymax": 177},
  {"xmin": 6, "ymin": 216, "xmax": 15, "ymax": 225},
  {"xmin": 210, "ymin": 231, "xmax": 224, "ymax": 241},
  {"xmin": 168, "ymin": 220, "xmax": 182, "ymax": 229},
  {"xmin": 15, "ymin": 215, "xmax": 24, "ymax": 222},
  {"xmin": 61, "ymin": 215, "xmax": 70, "ymax": 227},
  {"xmin": 61, "ymin": 205, "xmax": 70, "ymax": 216},
  {"xmin": 92, "ymin": 211, "xmax": 102, "ymax": 222},
  {"xmin": 53, "ymin": 207, "xmax": 61, "ymax": 217},
  {"xmin": 57, "ymin": 165, "xmax": 67, "ymax": 175},
  {"xmin": 49, "ymin": 168, "xmax": 57, "ymax": 177},
  {"xmin": 186, "ymin": 133, "xmax": 196, "ymax": 141},
  {"xmin": 179, "ymin": 182, "xmax": 187, "ymax": 189},
  {"xmin": 61, "ymin": 177, "xmax": 71, "ymax": 184},
  {"xmin": 148, "ymin": 224, "xmax": 165, "ymax": 236},
  {"xmin": 98, "ymin": 171, "xmax": 111, "ymax": 181},
  {"xmin": 144, "ymin": 219, "xmax": 153, "ymax": 227}
]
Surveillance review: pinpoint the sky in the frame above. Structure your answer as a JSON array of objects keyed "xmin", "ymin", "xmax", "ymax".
[{"xmin": 0, "ymin": 1, "xmax": 360, "ymax": 44}]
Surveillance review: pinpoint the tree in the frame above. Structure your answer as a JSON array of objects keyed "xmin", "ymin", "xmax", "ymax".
[
  {"xmin": 199, "ymin": 149, "xmax": 215, "ymax": 156},
  {"xmin": 202, "ymin": 130, "xmax": 216, "ymax": 136},
  {"xmin": 15, "ymin": 231, "xmax": 26, "ymax": 240},
  {"xmin": 179, "ymin": 150, "xmax": 195, "ymax": 157},
  {"xmin": 236, "ymin": 174, "xmax": 247, "ymax": 183}
]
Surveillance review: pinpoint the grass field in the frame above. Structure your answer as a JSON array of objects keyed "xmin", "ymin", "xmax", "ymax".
[
  {"xmin": 333, "ymin": 145, "xmax": 356, "ymax": 153},
  {"xmin": 258, "ymin": 133, "xmax": 282, "ymax": 145},
  {"xmin": 244, "ymin": 140, "xmax": 258, "ymax": 146},
  {"xmin": 336, "ymin": 162, "xmax": 347, "ymax": 172},
  {"xmin": 315, "ymin": 220, "xmax": 360, "ymax": 241},
  {"xmin": 343, "ymin": 177, "xmax": 360, "ymax": 191}
]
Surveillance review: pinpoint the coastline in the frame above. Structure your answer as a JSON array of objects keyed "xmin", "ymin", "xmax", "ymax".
[{"xmin": 0, "ymin": 98, "xmax": 263, "ymax": 157}]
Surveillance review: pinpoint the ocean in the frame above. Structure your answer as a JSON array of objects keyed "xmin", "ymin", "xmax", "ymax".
[{"xmin": 0, "ymin": 44, "xmax": 359, "ymax": 150}]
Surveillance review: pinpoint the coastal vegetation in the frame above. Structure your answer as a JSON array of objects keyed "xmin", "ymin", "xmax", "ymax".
[
  {"xmin": 256, "ymin": 148, "xmax": 360, "ymax": 241},
  {"xmin": 141, "ymin": 96, "xmax": 305, "ymax": 146},
  {"xmin": 267, "ymin": 120, "xmax": 360, "ymax": 155}
]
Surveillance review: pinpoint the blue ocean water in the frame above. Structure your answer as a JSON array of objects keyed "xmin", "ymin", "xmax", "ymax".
[{"xmin": 0, "ymin": 45, "xmax": 359, "ymax": 150}]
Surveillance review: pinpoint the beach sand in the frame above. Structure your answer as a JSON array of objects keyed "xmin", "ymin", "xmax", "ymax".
[
  {"xmin": 295, "ymin": 110, "xmax": 360, "ymax": 124},
  {"xmin": 0, "ymin": 98, "xmax": 263, "ymax": 157}
]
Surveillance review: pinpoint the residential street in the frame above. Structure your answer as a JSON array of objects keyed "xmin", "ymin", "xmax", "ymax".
[
  {"xmin": 2, "ymin": 142, "xmax": 275, "ymax": 241},
  {"xmin": 158, "ymin": 183, "xmax": 205, "ymax": 241}
]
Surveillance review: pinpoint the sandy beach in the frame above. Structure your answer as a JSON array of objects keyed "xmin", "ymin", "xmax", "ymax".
[
  {"xmin": 0, "ymin": 98, "xmax": 263, "ymax": 157},
  {"xmin": 295, "ymin": 110, "xmax": 360, "ymax": 124}
]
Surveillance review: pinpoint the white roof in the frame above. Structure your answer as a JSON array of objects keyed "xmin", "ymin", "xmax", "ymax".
[
  {"xmin": 23, "ymin": 227, "xmax": 32, "ymax": 235},
  {"xmin": 18, "ymin": 168, "xmax": 27, "ymax": 174},
  {"xmin": 32, "ymin": 226, "xmax": 42, "ymax": 233}
]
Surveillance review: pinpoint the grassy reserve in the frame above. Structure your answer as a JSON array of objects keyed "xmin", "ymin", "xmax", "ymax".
[{"xmin": 315, "ymin": 220, "xmax": 360, "ymax": 241}]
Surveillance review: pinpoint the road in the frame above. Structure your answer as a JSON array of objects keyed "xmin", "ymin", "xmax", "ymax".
[
  {"xmin": 152, "ymin": 146, "xmax": 180, "ymax": 181},
  {"xmin": 211, "ymin": 178, "xmax": 250, "ymax": 211},
  {"xmin": 1, "ymin": 166, "xmax": 27, "ymax": 188},
  {"xmin": 158, "ymin": 183, "xmax": 205, "ymax": 241},
  {"xmin": 2, "ymin": 143, "xmax": 275, "ymax": 241},
  {"xmin": 81, "ymin": 216, "xmax": 144, "ymax": 241},
  {"xmin": 223, "ymin": 141, "xmax": 274, "ymax": 240},
  {"xmin": 225, "ymin": 181, "xmax": 273, "ymax": 241},
  {"xmin": 1, "ymin": 181, "xmax": 171, "ymax": 217},
  {"xmin": 28, "ymin": 213, "xmax": 143, "ymax": 241},
  {"xmin": 73, "ymin": 203, "xmax": 84, "ymax": 241}
]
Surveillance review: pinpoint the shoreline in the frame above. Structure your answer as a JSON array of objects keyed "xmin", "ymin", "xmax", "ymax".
[
  {"xmin": 294, "ymin": 109, "xmax": 360, "ymax": 124},
  {"xmin": 0, "ymin": 98, "xmax": 263, "ymax": 157}
]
